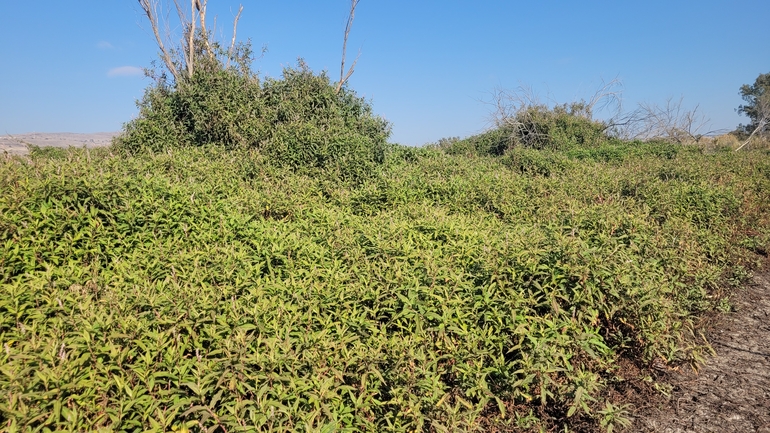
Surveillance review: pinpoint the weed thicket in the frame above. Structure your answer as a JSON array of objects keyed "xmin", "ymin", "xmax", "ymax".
[
  {"xmin": 2, "ymin": 137, "xmax": 769, "ymax": 431},
  {"xmin": 114, "ymin": 60, "xmax": 390, "ymax": 182},
  {"xmin": 2, "ymin": 48, "xmax": 769, "ymax": 430},
  {"xmin": 438, "ymin": 103, "xmax": 609, "ymax": 157}
]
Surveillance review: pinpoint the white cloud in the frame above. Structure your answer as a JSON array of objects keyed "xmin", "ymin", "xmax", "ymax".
[
  {"xmin": 97, "ymin": 41, "xmax": 114, "ymax": 50},
  {"xmin": 107, "ymin": 66, "xmax": 144, "ymax": 77}
]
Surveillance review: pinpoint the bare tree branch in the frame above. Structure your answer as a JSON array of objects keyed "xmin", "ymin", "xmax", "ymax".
[
  {"xmin": 736, "ymin": 118, "xmax": 768, "ymax": 151},
  {"xmin": 736, "ymin": 94, "xmax": 770, "ymax": 151},
  {"xmin": 187, "ymin": 0, "xmax": 196, "ymax": 78},
  {"xmin": 137, "ymin": 0, "xmax": 179, "ymax": 81},
  {"xmin": 584, "ymin": 78, "xmax": 623, "ymax": 121},
  {"xmin": 336, "ymin": 0, "xmax": 360, "ymax": 94},
  {"xmin": 226, "ymin": 5, "xmax": 244, "ymax": 69},
  {"xmin": 195, "ymin": 0, "xmax": 215, "ymax": 60},
  {"xmin": 138, "ymin": 0, "xmax": 248, "ymax": 81},
  {"xmin": 487, "ymin": 80, "xmax": 624, "ymax": 131},
  {"xmin": 170, "ymin": 0, "xmax": 194, "ymax": 78},
  {"xmin": 610, "ymin": 96, "xmax": 716, "ymax": 143},
  {"xmin": 484, "ymin": 80, "xmax": 725, "ymax": 149},
  {"xmin": 485, "ymin": 84, "xmax": 539, "ymax": 128}
]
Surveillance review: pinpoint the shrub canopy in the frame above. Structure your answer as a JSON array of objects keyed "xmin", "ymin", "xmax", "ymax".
[
  {"xmin": 438, "ymin": 103, "xmax": 609, "ymax": 157},
  {"xmin": 115, "ymin": 56, "xmax": 390, "ymax": 181}
]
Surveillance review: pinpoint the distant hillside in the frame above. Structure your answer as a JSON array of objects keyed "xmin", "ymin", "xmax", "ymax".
[{"xmin": 0, "ymin": 132, "xmax": 117, "ymax": 155}]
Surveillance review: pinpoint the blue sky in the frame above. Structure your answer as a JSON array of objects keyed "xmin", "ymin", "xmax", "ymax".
[{"xmin": 1, "ymin": 1, "xmax": 768, "ymax": 146}]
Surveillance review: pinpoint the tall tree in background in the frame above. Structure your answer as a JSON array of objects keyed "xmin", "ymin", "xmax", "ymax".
[{"xmin": 736, "ymin": 72, "xmax": 770, "ymax": 150}]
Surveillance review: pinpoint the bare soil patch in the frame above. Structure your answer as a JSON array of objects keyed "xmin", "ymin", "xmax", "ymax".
[{"xmin": 633, "ymin": 272, "xmax": 770, "ymax": 432}]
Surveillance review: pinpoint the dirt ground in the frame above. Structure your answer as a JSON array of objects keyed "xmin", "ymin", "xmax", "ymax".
[{"xmin": 632, "ymin": 272, "xmax": 770, "ymax": 432}]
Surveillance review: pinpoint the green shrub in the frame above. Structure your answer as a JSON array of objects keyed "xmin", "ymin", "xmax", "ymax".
[
  {"xmin": 442, "ymin": 127, "xmax": 516, "ymax": 156},
  {"xmin": 512, "ymin": 103, "xmax": 608, "ymax": 150},
  {"xmin": 566, "ymin": 143, "xmax": 628, "ymax": 163},
  {"xmin": 114, "ymin": 57, "xmax": 390, "ymax": 181},
  {"xmin": 501, "ymin": 147, "xmax": 569, "ymax": 176},
  {"xmin": 27, "ymin": 145, "xmax": 72, "ymax": 160},
  {"xmin": 384, "ymin": 143, "xmax": 438, "ymax": 164},
  {"xmin": 2, "ymin": 146, "xmax": 769, "ymax": 432},
  {"xmin": 257, "ymin": 65, "xmax": 390, "ymax": 179},
  {"xmin": 442, "ymin": 103, "xmax": 610, "ymax": 157},
  {"xmin": 563, "ymin": 140, "xmax": 683, "ymax": 163}
]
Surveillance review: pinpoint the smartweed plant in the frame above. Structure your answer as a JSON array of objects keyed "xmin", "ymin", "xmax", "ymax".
[{"xmin": 1, "ymin": 139, "xmax": 768, "ymax": 431}]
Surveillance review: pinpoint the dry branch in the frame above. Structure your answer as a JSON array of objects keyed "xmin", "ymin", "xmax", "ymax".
[
  {"xmin": 226, "ymin": 5, "xmax": 244, "ymax": 69},
  {"xmin": 583, "ymin": 78, "xmax": 623, "ymax": 120},
  {"xmin": 610, "ymin": 97, "xmax": 718, "ymax": 143},
  {"xmin": 187, "ymin": 0, "xmax": 196, "ymax": 77},
  {"xmin": 137, "ymin": 0, "xmax": 180, "ymax": 81},
  {"xmin": 137, "ymin": 0, "xmax": 244, "ymax": 81},
  {"xmin": 336, "ymin": 0, "xmax": 360, "ymax": 94},
  {"xmin": 485, "ymin": 81, "xmax": 724, "ymax": 146},
  {"xmin": 736, "ymin": 94, "xmax": 770, "ymax": 151},
  {"xmin": 195, "ymin": 0, "xmax": 215, "ymax": 60}
]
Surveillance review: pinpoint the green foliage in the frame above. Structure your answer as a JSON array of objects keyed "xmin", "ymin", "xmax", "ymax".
[
  {"xmin": 565, "ymin": 140, "xmax": 682, "ymax": 163},
  {"xmin": 511, "ymin": 103, "xmax": 608, "ymax": 150},
  {"xmin": 440, "ymin": 127, "xmax": 516, "ymax": 156},
  {"xmin": 442, "ymin": 103, "xmax": 609, "ymax": 158},
  {"xmin": 114, "ymin": 56, "xmax": 390, "ymax": 182},
  {"xmin": 1, "ymin": 145, "xmax": 768, "ymax": 432},
  {"xmin": 26, "ymin": 145, "xmax": 71, "ymax": 160},
  {"xmin": 500, "ymin": 147, "xmax": 569, "ymax": 176},
  {"xmin": 257, "ymin": 65, "xmax": 390, "ymax": 178},
  {"xmin": 737, "ymin": 71, "xmax": 770, "ymax": 135},
  {"xmin": 598, "ymin": 402, "xmax": 632, "ymax": 433}
]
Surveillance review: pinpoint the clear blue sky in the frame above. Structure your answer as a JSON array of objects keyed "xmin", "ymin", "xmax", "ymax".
[{"xmin": 1, "ymin": 1, "xmax": 768, "ymax": 146}]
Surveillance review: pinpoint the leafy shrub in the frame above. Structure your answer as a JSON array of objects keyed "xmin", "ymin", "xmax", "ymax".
[
  {"xmin": 258, "ymin": 66, "xmax": 390, "ymax": 178},
  {"xmin": 511, "ymin": 103, "xmax": 608, "ymax": 150},
  {"xmin": 384, "ymin": 142, "xmax": 437, "ymax": 164},
  {"xmin": 442, "ymin": 103, "xmax": 609, "ymax": 157},
  {"xmin": 27, "ymin": 145, "xmax": 72, "ymax": 160},
  {"xmin": 441, "ymin": 127, "xmax": 516, "ymax": 156},
  {"xmin": 501, "ymin": 146, "xmax": 569, "ymax": 176},
  {"xmin": 566, "ymin": 142, "xmax": 629, "ymax": 163},
  {"xmin": 564, "ymin": 140, "xmax": 682, "ymax": 163},
  {"xmin": 2, "ymin": 146, "xmax": 769, "ymax": 432},
  {"xmin": 114, "ymin": 58, "xmax": 390, "ymax": 181}
]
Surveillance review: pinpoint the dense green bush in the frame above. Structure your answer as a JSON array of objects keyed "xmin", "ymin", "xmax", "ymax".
[
  {"xmin": 438, "ymin": 127, "xmax": 516, "ymax": 156},
  {"xmin": 442, "ymin": 103, "xmax": 609, "ymax": 157},
  {"xmin": 512, "ymin": 104, "xmax": 608, "ymax": 150},
  {"xmin": 565, "ymin": 140, "xmax": 683, "ymax": 163},
  {"xmin": 114, "ymin": 59, "xmax": 390, "ymax": 181},
  {"xmin": 3, "ymin": 145, "xmax": 768, "ymax": 432},
  {"xmin": 500, "ymin": 147, "xmax": 570, "ymax": 176},
  {"xmin": 257, "ymin": 66, "xmax": 390, "ymax": 179}
]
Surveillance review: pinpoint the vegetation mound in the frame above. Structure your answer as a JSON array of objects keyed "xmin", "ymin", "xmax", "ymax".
[
  {"xmin": 439, "ymin": 103, "xmax": 609, "ymax": 157},
  {"xmin": 2, "ymin": 142, "xmax": 769, "ymax": 431},
  {"xmin": 114, "ymin": 61, "xmax": 390, "ymax": 181}
]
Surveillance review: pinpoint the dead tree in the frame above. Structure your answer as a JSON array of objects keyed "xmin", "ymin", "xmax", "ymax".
[
  {"xmin": 225, "ymin": 6, "xmax": 244, "ymax": 69},
  {"xmin": 610, "ymin": 97, "xmax": 722, "ymax": 143},
  {"xmin": 336, "ymin": 0, "xmax": 361, "ymax": 94},
  {"xmin": 137, "ymin": 0, "xmax": 180, "ymax": 80},
  {"xmin": 136, "ymin": 0, "xmax": 242, "ymax": 82},
  {"xmin": 488, "ymin": 79, "xmax": 623, "ymax": 128}
]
